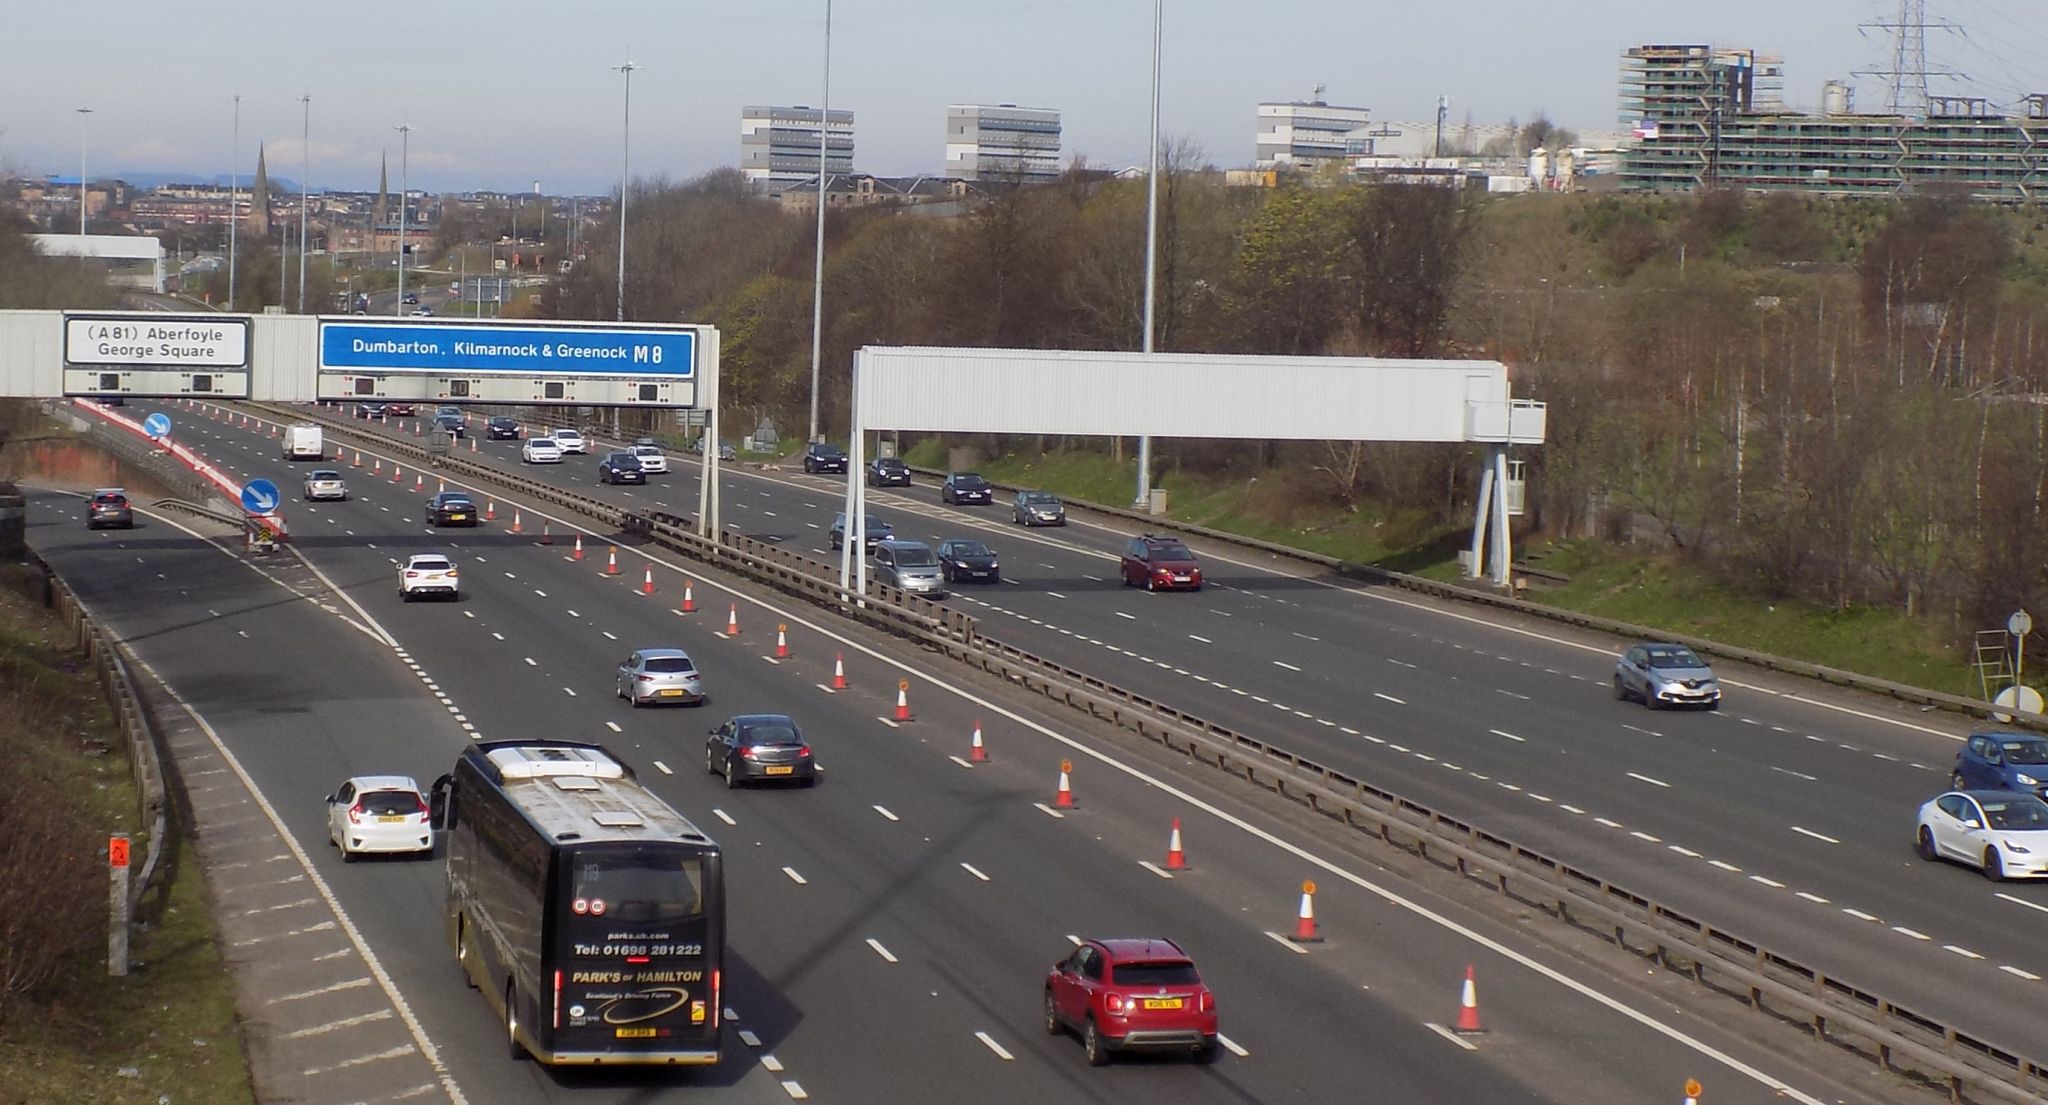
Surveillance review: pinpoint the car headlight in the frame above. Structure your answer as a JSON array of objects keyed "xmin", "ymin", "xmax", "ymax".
[
  {"xmin": 2006, "ymin": 840, "xmax": 2033, "ymax": 854},
  {"xmin": 2018, "ymin": 773, "xmax": 2040, "ymax": 786}
]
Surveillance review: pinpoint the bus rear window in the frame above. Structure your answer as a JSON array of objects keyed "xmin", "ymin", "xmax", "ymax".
[{"xmin": 571, "ymin": 853, "xmax": 705, "ymax": 923}]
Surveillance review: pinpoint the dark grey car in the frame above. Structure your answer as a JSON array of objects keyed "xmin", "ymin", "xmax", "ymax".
[
  {"xmin": 706, "ymin": 714, "xmax": 817, "ymax": 788},
  {"xmin": 936, "ymin": 538, "xmax": 1000, "ymax": 583},
  {"xmin": 1613, "ymin": 642, "xmax": 1721, "ymax": 710},
  {"xmin": 829, "ymin": 512, "xmax": 895, "ymax": 552},
  {"xmin": 1013, "ymin": 489, "xmax": 1066, "ymax": 526}
]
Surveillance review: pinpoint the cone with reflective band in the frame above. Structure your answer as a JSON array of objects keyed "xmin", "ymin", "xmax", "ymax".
[
  {"xmin": 641, "ymin": 565, "xmax": 656, "ymax": 595},
  {"xmin": 725, "ymin": 604, "xmax": 740, "ymax": 636},
  {"xmin": 605, "ymin": 546, "xmax": 620, "ymax": 576},
  {"xmin": 970, "ymin": 720, "xmax": 988, "ymax": 762},
  {"xmin": 537, "ymin": 520, "xmax": 551, "ymax": 544},
  {"xmin": 1453, "ymin": 965, "xmax": 1483, "ymax": 1033},
  {"xmin": 437, "ymin": 479, "xmax": 446, "ymax": 495},
  {"xmin": 414, "ymin": 474, "xmax": 424, "ymax": 492},
  {"xmin": 1055, "ymin": 762, "xmax": 1075, "ymax": 808},
  {"xmin": 351, "ymin": 449, "xmax": 362, "ymax": 468},
  {"xmin": 413, "ymin": 419, "xmax": 422, "ymax": 436},
  {"xmin": 511, "ymin": 509, "xmax": 524, "ymax": 534},
  {"xmin": 485, "ymin": 499, "xmax": 497, "ymax": 521},
  {"xmin": 1289, "ymin": 881, "xmax": 1322, "ymax": 942},
  {"xmin": 774, "ymin": 625, "xmax": 791, "ymax": 659},
  {"xmin": 681, "ymin": 578, "xmax": 696, "ymax": 613},
  {"xmin": 894, "ymin": 682, "xmax": 912, "ymax": 722},
  {"xmin": 1166, "ymin": 817, "xmax": 1186, "ymax": 870},
  {"xmin": 372, "ymin": 458, "xmax": 382, "ymax": 475},
  {"xmin": 571, "ymin": 534, "xmax": 585, "ymax": 561},
  {"xmin": 391, "ymin": 462, "xmax": 402, "ymax": 483},
  {"xmin": 830, "ymin": 652, "xmax": 847, "ymax": 689},
  {"xmin": 469, "ymin": 435, "xmax": 478, "ymax": 452}
]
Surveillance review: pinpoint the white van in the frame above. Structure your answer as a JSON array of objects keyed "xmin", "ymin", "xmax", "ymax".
[{"xmin": 283, "ymin": 424, "xmax": 324, "ymax": 461}]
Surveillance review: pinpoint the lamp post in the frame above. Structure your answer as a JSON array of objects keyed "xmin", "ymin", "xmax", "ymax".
[
  {"xmin": 76, "ymin": 107, "xmax": 92, "ymax": 241},
  {"xmin": 1135, "ymin": 0, "xmax": 1164, "ymax": 510},
  {"xmin": 806, "ymin": 0, "xmax": 833, "ymax": 445},
  {"xmin": 395, "ymin": 123, "xmax": 411, "ymax": 316},
  {"xmin": 613, "ymin": 58, "xmax": 638, "ymax": 323},
  {"xmin": 229, "ymin": 95, "xmax": 239, "ymax": 309},
  {"xmin": 298, "ymin": 94, "xmax": 310, "ymax": 313}
]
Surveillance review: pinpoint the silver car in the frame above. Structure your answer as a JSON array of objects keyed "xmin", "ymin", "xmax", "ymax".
[
  {"xmin": 302, "ymin": 469, "xmax": 348, "ymax": 501},
  {"xmin": 1013, "ymin": 489, "xmax": 1066, "ymax": 526},
  {"xmin": 872, "ymin": 539, "xmax": 947, "ymax": 597},
  {"xmin": 616, "ymin": 647, "xmax": 705, "ymax": 707},
  {"xmin": 1613, "ymin": 642, "xmax": 1721, "ymax": 710}
]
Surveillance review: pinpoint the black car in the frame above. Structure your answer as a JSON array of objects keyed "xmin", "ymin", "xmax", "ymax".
[
  {"xmin": 866, "ymin": 456, "xmax": 911, "ymax": 487},
  {"xmin": 401, "ymin": 292, "xmax": 420, "ymax": 305},
  {"xmin": 802, "ymin": 441, "xmax": 849, "ymax": 474},
  {"xmin": 86, "ymin": 488, "xmax": 134, "ymax": 530},
  {"xmin": 384, "ymin": 402, "xmax": 417, "ymax": 418},
  {"xmin": 598, "ymin": 451, "xmax": 646, "ymax": 485},
  {"xmin": 941, "ymin": 472, "xmax": 995, "ymax": 505},
  {"xmin": 829, "ymin": 512, "xmax": 894, "ymax": 552},
  {"xmin": 355, "ymin": 401, "xmax": 387, "ymax": 420},
  {"xmin": 485, "ymin": 416, "xmax": 522, "ymax": 440},
  {"xmin": 706, "ymin": 714, "xmax": 817, "ymax": 788},
  {"xmin": 433, "ymin": 413, "xmax": 465, "ymax": 438},
  {"xmin": 425, "ymin": 491, "xmax": 479, "ymax": 526},
  {"xmin": 936, "ymin": 538, "xmax": 1000, "ymax": 583}
]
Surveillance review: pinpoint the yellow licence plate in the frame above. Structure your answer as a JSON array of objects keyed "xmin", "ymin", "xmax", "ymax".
[
  {"xmin": 764, "ymin": 766, "xmax": 794, "ymax": 776},
  {"xmin": 449, "ymin": 513, "xmax": 467, "ymax": 520},
  {"xmin": 660, "ymin": 688, "xmax": 684, "ymax": 697},
  {"xmin": 377, "ymin": 816, "xmax": 406, "ymax": 823},
  {"xmin": 614, "ymin": 1027, "xmax": 656, "ymax": 1038},
  {"xmin": 1142, "ymin": 998, "xmax": 1183, "ymax": 1010}
]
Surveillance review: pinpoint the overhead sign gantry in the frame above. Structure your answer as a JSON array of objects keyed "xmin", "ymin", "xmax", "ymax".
[
  {"xmin": 316, "ymin": 317, "xmax": 701, "ymax": 407},
  {"xmin": 63, "ymin": 313, "xmax": 252, "ymax": 398}
]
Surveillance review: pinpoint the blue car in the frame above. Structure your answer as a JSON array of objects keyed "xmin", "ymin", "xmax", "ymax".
[{"xmin": 1952, "ymin": 733, "xmax": 2048, "ymax": 799}]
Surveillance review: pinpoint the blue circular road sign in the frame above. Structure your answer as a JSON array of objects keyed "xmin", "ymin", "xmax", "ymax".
[
  {"xmin": 143, "ymin": 412, "xmax": 172, "ymax": 440},
  {"xmin": 240, "ymin": 479, "xmax": 281, "ymax": 515}
]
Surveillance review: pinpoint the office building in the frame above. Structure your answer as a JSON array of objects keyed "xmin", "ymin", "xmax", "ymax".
[
  {"xmin": 741, "ymin": 105, "xmax": 854, "ymax": 187},
  {"xmin": 944, "ymin": 104, "xmax": 1062, "ymax": 182},
  {"xmin": 1618, "ymin": 43, "xmax": 2048, "ymax": 202},
  {"xmin": 1255, "ymin": 100, "xmax": 1375, "ymax": 170}
]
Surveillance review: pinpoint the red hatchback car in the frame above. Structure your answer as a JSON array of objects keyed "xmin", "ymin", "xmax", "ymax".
[
  {"xmin": 1120, "ymin": 535, "xmax": 1203, "ymax": 591},
  {"xmin": 1044, "ymin": 938, "xmax": 1218, "ymax": 1065}
]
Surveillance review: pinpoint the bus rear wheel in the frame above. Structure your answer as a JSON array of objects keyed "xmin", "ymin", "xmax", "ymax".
[
  {"xmin": 457, "ymin": 918, "xmax": 479, "ymax": 989},
  {"xmin": 506, "ymin": 983, "xmax": 529, "ymax": 1061}
]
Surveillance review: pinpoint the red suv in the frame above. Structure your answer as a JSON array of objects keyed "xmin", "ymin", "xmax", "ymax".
[
  {"xmin": 1120, "ymin": 535, "xmax": 1202, "ymax": 591},
  {"xmin": 1044, "ymin": 938, "xmax": 1218, "ymax": 1065}
]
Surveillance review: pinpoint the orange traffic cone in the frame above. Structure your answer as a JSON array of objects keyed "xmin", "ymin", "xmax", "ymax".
[
  {"xmin": 538, "ymin": 520, "xmax": 551, "ymax": 544},
  {"xmin": 437, "ymin": 479, "xmax": 446, "ymax": 495},
  {"xmin": 1453, "ymin": 966, "xmax": 1484, "ymax": 1034},
  {"xmin": 391, "ymin": 463, "xmax": 402, "ymax": 483},
  {"xmin": 774, "ymin": 624, "xmax": 790, "ymax": 659},
  {"xmin": 605, "ymin": 546, "xmax": 620, "ymax": 576},
  {"xmin": 372, "ymin": 458, "xmax": 382, "ymax": 475},
  {"xmin": 1289, "ymin": 881, "xmax": 1322, "ymax": 942},
  {"xmin": 894, "ymin": 680, "xmax": 912, "ymax": 721},
  {"xmin": 1055, "ymin": 760, "xmax": 1075, "ymax": 807},
  {"xmin": 485, "ymin": 499, "xmax": 496, "ymax": 521},
  {"xmin": 725, "ymin": 604, "xmax": 740, "ymax": 636},
  {"xmin": 511, "ymin": 509, "xmax": 524, "ymax": 534},
  {"xmin": 970, "ymin": 720, "xmax": 988, "ymax": 762},
  {"xmin": 571, "ymin": 534, "xmax": 585, "ymax": 561},
  {"xmin": 1166, "ymin": 817, "xmax": 1187, "ymax": 870},
  {"xmin": 469, "ymin": 435, "xmax": 478, "ymax": 453},
  {"xmin": 680, "ymin": 578, "xmax": 696, "ymax": 613},
  {"xmin": 351, "ymin": 449, "xmax": 362, "ymax": 468},
  {"xmin": 414, "ymin": 474, "xmax": 424, "ymax": 492},
  {"xmin": 830, "ymin": 652, "xmax": 847, "ymax": 689},
  {"xmin": 641, "ymin": 565, "xmax": 656, "ymax": 595},
  {"xmin": 413, "ymin": 419, "xmax": 422, "ymax": 436}
]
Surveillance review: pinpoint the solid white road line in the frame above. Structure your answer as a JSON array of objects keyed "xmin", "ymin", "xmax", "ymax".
[
  {"xmin": 1138, "ymin": 861, "xmax": 1175, "ymax": 879},
  {"xmin": 1033, "ymin": 803, "xmax": 1065, "ymax": 818},
  {"xmin": 1426, "ymin": 1023, "xmax": 1478, "ymax": 1051},
  {"xmin": 1216, "ymin": 1033, "xmax": 1250, "ymax": 1057},
  {"xmin": 1263, "ymin": 931, "xmax": 1310, "ymax": 954}
]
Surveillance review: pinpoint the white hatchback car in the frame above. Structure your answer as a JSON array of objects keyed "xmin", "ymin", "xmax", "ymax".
[
  {"xmin": 631, "ymin": 443, "xmax": 669, "ymax": 474},
  {"xmin": 521, "ymin": 436, "xmax": 563, "ymax": 464},
  {"xmin": 326, "ymin": 775, "xmax": 432, "ymax": 860},
  {"xmin": 553, "ymin": 428, "xmax": 589, "ymax": 454},
  {"xmin": 398, "ymin": 553, "xmax": 459, "ymax": 601},
  {"xmin": 1916, "ymin": 790, "xmax": 2048, "ymax": 880}
]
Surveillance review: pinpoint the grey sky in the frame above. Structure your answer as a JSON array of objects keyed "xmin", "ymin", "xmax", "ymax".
[{"xmin": 2, "ymin": 1, "xmax": 2040, "ymax": 194}]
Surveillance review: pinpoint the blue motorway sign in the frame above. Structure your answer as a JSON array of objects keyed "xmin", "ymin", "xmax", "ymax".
[
  {"xmin": 240, "ymin": 479, "xmax": 281, "ymax": 515},
  {"xmin": 318, "ymin": 320, "xmax": 696, "ymax": 377},
  {"xmin": 142, "ymin": 412, "xmax": 172, "ymax": 440}
]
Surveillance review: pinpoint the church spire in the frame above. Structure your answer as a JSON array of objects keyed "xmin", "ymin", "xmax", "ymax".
[
  {"xmin": 374, "ymin": 151, "xmax": 389, "ymax": 229},
  {"xmin": 248, "ymin": 144, "xmax": 272, "ymax": 238}
]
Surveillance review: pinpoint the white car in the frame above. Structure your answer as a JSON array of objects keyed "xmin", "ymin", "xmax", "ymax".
[
  {"xmin": 301, "ymin": 469, "xmax": 348, "ymax": 501},
  {"xmin": 630, "ymin": 444, "xmax": 669, "ymax": 474},
  {"xmin": 521, "ymin": 437, "xmax": 563, "ymax": 464},
  {"xmin": 553, "ymin": 428, "xmax": 589, "ymax": 454},
  {"xmin": 325, "ymin": 775, "xmax": 432, "ymax": 861},
  {"xmin": 1916, "ymin": 790, "xmax": 2048, "ymax": 880},
  {"xmin": 398, "ymin": 553, "xmax": 459, "ymax": 601}
]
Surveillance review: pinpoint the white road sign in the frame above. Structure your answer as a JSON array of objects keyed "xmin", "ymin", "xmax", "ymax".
[{"xmin": 65, "ymin": 314, "xmax": 250, "ymax": 368}]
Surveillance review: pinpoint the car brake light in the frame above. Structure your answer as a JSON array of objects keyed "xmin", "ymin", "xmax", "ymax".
[
  {"xmin": 347, "ymin": 802, "xmax": 364, "ymax": 824},
  {"xmin": 1104, "ymin": 992, "xmax": 1129, "ymax": 1015},
  {"xmin": 796, "ymin": 745, "xmax": 812, "ymax": 758},
  {"xmin": 416, "ymin": 796, "xmax": 430, "ymax": 816},
  {"xmin": 404, "ymin": 571, "xmax": 419, "ymax": 578},
  {"xmin": 739, "ymin": 746, "xmax": 759, "ymax": 760},
  {"xmin": 638, "ymin": 674, "xmax": 655, "ymax": 681},
  {"xmin": 1200, "ymin": 990, "xmax": 1214, "ymax": 1012}
]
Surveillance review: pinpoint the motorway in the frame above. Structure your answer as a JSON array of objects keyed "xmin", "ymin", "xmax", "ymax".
[
  {"xmin": 14, "ymin": 399, "xmax": 1867, "ymax": 1104},
  {"xmin": 307, "ymin": 403, "xmax": 2048, "ymax": 1058}
]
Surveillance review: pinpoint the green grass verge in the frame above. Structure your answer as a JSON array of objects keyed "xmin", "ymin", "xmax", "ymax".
[
  {"xmin": 873, "ymin": 442, "xmax": 1986, "ymax": 697},
  {"xmin": 0, "ymin": 568, "xmax": 252, "ymax": 1104}
]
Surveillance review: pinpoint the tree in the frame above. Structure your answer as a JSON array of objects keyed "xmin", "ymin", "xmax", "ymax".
[{"xmin": 1343, "ymin": 184, "xmax": 1474, "ymax": 357}]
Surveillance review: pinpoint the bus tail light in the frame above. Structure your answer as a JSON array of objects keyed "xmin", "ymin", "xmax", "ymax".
[
  {"xmin": 553, "ymin": 970, "xmax": 562, "ymax": 1029},
  {"xmin": 711, "ymin": 969, "xmax": 721, "ymax": 1024}
]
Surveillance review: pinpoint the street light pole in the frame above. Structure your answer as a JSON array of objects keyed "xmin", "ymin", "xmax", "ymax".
[
  {"xmin": 229, "ymin": 95, "xmax": 239, "ymax": 309},
  {"xmin": 395, "ymin": 123, "xmax": 411, "ymax": 316},
  {"xmin": 298, "ymin": 94, "xmax": 310, "ymax": 313},
  {"xmin": 1135, "ymin": 0, "xmax": 1163, "ymax": 510},
  {"xmin": 76, "ymin": 107, "xmax": 93, "ymax": 241},
  {"xmin": 613, "ymin": 58, "xmax": 638, "ymax": 323},
  {"xmin": 807, "ymin": 0, "xmax": 833, "ymax": 445}
]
